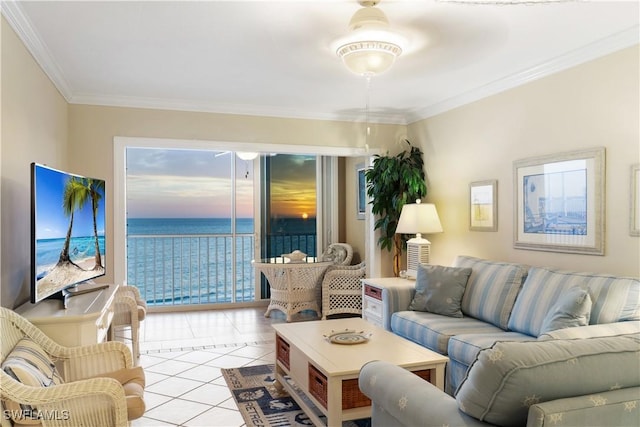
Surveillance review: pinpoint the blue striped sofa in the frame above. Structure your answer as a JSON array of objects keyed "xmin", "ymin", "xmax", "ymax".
[
  {"xmin": 360, "ymin": 331, "xmax": 640, "ymax": 427},
  {"xmin": 385, "ymin": 256, "xmax": 640, "ymax": 394}
]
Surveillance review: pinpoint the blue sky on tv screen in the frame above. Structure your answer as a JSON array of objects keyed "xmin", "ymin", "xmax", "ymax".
[{"xmin": 35, "ymin": 165, "xmax": 106, "ymax": 240}]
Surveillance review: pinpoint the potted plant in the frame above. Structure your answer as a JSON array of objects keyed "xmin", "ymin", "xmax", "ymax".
[{"xmin": 365, "ymin": 140, "xmax": 427, "ymax": 276}]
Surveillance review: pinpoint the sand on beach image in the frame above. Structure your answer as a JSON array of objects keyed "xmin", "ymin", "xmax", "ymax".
[{"xmin": 36, "ymin": 257, "xmax": 105, "ymax": 300}]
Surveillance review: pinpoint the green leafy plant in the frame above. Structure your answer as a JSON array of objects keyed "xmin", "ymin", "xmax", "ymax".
[{"xmin": 365, "ymin": 140, "xmax": 427, "ymax": 275}]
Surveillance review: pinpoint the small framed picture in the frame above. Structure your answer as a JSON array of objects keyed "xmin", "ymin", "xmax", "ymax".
[
  {"xmin": 470, "ymin": 180, "xmax": 497, "ymax": 231},
  {"xmin": 631, "ymin": 164, "xmax": 640, "ymax": 237},
  {"xmin": 513, "ymin": 147, "xmax": 605, "ymax": 255},
  {"xmin": 356, "ymin": 164, "xmax": 366, "ymax": 220}
]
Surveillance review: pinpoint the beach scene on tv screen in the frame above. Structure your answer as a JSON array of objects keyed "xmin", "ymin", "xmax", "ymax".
[{"xmin": 35, "ymin": 166, "xmax": 106, "ymax": 300}]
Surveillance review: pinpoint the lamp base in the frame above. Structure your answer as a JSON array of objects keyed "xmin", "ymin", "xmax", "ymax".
[{"xmin": 406, "ymin": 240, "xmax": 431, "ymax": 279}]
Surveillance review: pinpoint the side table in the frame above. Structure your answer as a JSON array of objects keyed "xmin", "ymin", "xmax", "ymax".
[
  {"xmin": 362, "ymin": 277, "xmax": 416, "ymax": 330},
  {"xmin": 15, "ymin": 283, "xmax": 119, "ymax": 347}
]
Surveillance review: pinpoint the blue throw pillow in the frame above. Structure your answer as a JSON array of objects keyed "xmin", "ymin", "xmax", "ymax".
[
  {"xmin": 539, "ymin": 286, "xmax": 592, "ymax": 335},
  {"xmin": 409, "ymin": 264, "xmax": 472, "ymax": 318}
]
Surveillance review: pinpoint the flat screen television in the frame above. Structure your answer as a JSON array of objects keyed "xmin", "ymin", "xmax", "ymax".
[{"xmin": 31, "ymin": 163, "xmax": 106, "ymax": 304}]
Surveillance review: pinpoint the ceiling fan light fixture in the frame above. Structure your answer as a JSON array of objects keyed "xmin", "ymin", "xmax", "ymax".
[
  {"xmin": 236, "ymin": 152, "xmax": 259, "ymax": 161},
  {"xmin": 337, "ymin": 40, "xmax": 401, "ymax": 77},
  {"xmin": 335, "ymin": 1, "xmax": 406, "ymax": 77}
]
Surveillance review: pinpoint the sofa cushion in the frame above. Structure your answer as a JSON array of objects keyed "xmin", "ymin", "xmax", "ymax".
[
  {"xmin": 447, "ymin": 332, "xmax": 535, "ymax": 395},
  {"xmin": 409, "ymin": 264, "xmax": 472, "ymax": 318},
  {"xmin": 448, "ymin": 332, "xmax": 536, "ymax": 371},
  {"xmin": 538, "ymin": 320, "xmax": 640, "ymax": 341},
  {"xmin": 391, "ymin": 310, "xmax": 503, "ymax": 354},
  {"xmin": 1, "ymin": 337, "xmax": 64, "ymax": 425},
  {"xmin": 539, "ymin": 286, "xmax": 592, "ymax": 334},
  {"xmin": 508, "ymin": 267, "xmax": 640, "ymax": 337},
  {"xmin": 453, "ymin": 256, "xmax": 528, "ymax": 329},
  {"xmin": 92, "ymin": 366, "xmax": 146, "ymax": 420},
  {"xmin": 455, "ymin": 333, "xmax": 640, "ymax": 427}
]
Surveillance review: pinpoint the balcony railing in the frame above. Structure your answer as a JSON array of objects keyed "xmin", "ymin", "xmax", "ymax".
[{"xmin": 127, "ymin": 232, "xmax": 316, "ymax": 307}]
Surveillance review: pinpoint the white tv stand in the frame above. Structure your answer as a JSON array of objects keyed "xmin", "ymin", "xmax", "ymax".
[{"xmin": 15, "ymin": 283, "xmax": 119, "ymax": 347}]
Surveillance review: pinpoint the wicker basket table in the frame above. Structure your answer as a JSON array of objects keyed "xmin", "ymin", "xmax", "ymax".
[{"xmin": 254, "ymin": 257, "xmax": 332, "ymax": 322}]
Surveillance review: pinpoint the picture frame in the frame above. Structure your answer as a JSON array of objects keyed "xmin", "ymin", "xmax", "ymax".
[
  {"xmin": 356, "ymin": 163, "xmax": 366, "ymax": 220},
  {"xmin": 513, "ymin": 147, "xmax": 605, "ymax": 255},
  {"xmin": 470, "ymin": 180, "xmax": 497, "ymax": 231},
  {"xmin": 631, "ymin": 164, "xmax": 640, "ymax": 237}
]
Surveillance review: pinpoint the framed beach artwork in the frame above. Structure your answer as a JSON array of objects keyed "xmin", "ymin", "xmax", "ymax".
[
  {"xmin": 470, "ymin": 180, "xmax": 497, "ymax": 231},
  {"xmin": 513, "ymin": 147, "xmax": 605, "ymax": 255},
  {"xmin": 631, "ymin": 164, "xmax": 640, "ymax": 237},
  {"xmin": 356, "ymin": 163, "xmax": 366, "ymax": 220}
]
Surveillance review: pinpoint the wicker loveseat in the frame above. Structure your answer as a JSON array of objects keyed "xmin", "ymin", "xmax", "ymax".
[{"xmin": 0, "ymin": 307, "xmax": 145, "ymax": 427}]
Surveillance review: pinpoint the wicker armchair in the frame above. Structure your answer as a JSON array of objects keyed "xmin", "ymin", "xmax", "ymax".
[
  {"xmin": 109, "ymin": 285, "xmax": 147, "ymax": 360},
  {"xmin": 321, "ymin": 261, "xmax": 366, "ymax": 320},
  {"xmin": 320, "ymin": 243, "xmax": 353, "ymax": 266},
  {"xmin": 1, "ymin": 307, "xmax": 145, "ymax": 427}
]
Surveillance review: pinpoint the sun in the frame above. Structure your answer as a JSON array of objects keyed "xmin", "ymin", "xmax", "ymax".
[{"xmin": 301, "ymin": 213, "xmax": 309, "ymax": 219}]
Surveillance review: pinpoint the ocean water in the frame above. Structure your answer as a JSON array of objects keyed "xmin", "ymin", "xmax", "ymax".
[
  {"xmin": 127, "ymin": 217, "xmax": 254, "ymax": 235},
  {"xmin": 126, "ymin": 217, "xmax": 316, "ymax": 306},
  {"xmin": 36, "ymin": 236, "xmax": 105, "ymax": 277}
]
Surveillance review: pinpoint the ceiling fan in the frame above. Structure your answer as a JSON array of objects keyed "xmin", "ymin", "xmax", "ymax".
[{"xmin": 334, "ymin": 0, "xmax": 407, "ymax": 77}]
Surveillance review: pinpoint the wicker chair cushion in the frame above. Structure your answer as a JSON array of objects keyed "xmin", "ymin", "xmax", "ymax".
[
  {"xmin": 137, "ymin": 305, "xmax": 147, "ymax": 321},
  {"xmin": 1, "ymin": 337, "xmax": 64, "ymax": 424},
  {"xmin": 323, "ymin": 246, "xmax": 348, "ymax": 264},
  {"xmin": 94, "ymin": 366, "xmax": 146, "ymax": 420}
]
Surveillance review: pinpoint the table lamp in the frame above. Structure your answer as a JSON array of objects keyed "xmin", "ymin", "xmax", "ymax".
[{"xmin": 395, "ymin": 200, "xmax": 443, "ymax": 279}]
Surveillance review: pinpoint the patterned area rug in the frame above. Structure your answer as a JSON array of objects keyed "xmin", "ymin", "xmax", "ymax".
[{"xmin": 222, "ymin": 364, "xmax": 370, "ymax": 427}]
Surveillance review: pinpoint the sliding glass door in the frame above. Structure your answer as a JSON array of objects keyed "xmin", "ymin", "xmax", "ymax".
[
  {"xmin": 113, "ymin": 137, "xmax": 359, "ymax": 309},
  {"xmin": 124, "ymin": 148, "xmax": 257, "ymax": 306},
  {"xmin": 259, "ymin": 154, "xmax": 318, "ymax": 297}
]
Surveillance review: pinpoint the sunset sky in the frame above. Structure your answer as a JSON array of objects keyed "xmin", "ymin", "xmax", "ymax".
[
  {"xmin": 126, "ymin": 148, "xmax": 316, "ymax": 219},
  {"xmin": 268, "ymin": 155, "xmax": 316, "ymax": 218}
]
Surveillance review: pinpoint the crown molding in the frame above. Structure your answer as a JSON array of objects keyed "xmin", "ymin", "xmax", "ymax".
[
  {"xmin": 1, "ymin": 0, "xmax": 73, "ymax": 101},
  {"xmin": 407, "ymin": 25, "xmax": 640, "ymax": 123},
  {"xmin": 69, "ymin": 93, "xmax": 408, "ymax": 125}
]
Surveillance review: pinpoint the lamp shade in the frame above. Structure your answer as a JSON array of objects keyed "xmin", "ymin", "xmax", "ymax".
[{"xmin": 396, "ymin": 200, "xmax": 443, "ymax": 235}]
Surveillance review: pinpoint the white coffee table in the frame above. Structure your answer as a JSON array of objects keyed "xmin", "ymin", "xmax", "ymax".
[{"xmin": 272, "ymin": 317, "xmax": 448, "ymax": 427}]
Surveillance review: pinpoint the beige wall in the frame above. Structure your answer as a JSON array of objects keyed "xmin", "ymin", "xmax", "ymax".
[
  {"xmin": 409, "ymin": 45, "xmax": 640, "ymax": 277},
  {"xmin": 344, "ymin": 156, "xmax": 368, "ymax": 264},
  {"xmin": 1, "ymin": 18, "xmax": 69, "ymax": 308}
]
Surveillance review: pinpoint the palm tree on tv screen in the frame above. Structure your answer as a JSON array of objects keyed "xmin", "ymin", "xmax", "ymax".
[
  {"xmin": 58, "ymin": 177, "xmax": 90, "ymax": 266},
  {"xmin": 87, "ymin": 178, "xmax": 104, "ymax": 270}
]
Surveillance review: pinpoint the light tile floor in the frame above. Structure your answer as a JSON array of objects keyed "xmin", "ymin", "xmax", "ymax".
[{"xmin": 128, "ymin": 306, "xmax": 314, "ymax": 427}]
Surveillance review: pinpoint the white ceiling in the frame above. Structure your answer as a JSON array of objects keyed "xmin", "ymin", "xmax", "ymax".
[{"xmin": 3, "ymin": 0, "xmax": 638, "ymax": 124}]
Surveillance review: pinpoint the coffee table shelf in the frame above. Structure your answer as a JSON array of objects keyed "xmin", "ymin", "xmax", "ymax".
[{"xmin": 272, "ymin": 318, "xmax": 448, "ymax": 426}]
